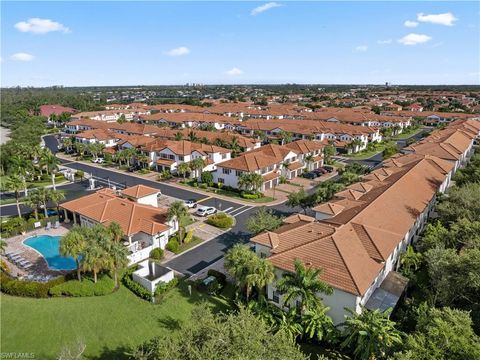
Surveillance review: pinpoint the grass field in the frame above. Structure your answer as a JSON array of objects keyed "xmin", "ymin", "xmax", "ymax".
[{"xmin": 1, "ymin": 281, "xmax": 233, "ymax": 359}]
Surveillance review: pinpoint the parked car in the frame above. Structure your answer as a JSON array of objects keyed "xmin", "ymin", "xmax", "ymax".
[
  {"xmin": 127, "ymin": 165, "xmax": 141, "ymax": 172},
  {"xmin": 303, "ymin": 172, "xmax": 319, "ymax": 179},
  {"xmin": 184, "ymin": 199, "xmax": 198, "ymax": 208},
  {"xmin": 196, "ymin": 206, "xmax": 217, "ymax": 216},
  {"xmin": 323, "ymin": 165, "xmax": 334, "ymax": 173},
  {"xmin": 93, "ymin": 158, "xmax": 105, "ymax": 164},
  {"xmin": 313, "ymin": 168, "xmax": 327, "ymax": 176}
]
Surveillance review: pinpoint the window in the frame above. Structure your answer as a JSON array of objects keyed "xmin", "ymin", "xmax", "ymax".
[
  {"xmin": 272, "ymin": 290, "xmax": 280, "ymax": 304},
  {"xmin": 260, "ymin": 253, "xmax": 266, "ymax": 259},
  {"xmin": 221, "ymin": 153, "xmax": 227, "ymax": 159},
  {"xmin": 235, "ymin": 170, "xmax": 242, "ymax": 176},
  {"xmin": 178, "ymin": 156, "xmax": 184, "ymax": 161},
  {"xmin": 222, "ymin": 168, "xmax": 231, "ymax": 175}
]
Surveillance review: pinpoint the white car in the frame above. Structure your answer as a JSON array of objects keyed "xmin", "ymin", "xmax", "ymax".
[
  {"xmin": 195, "ymin": 206, "xmax": 217, "ymax": 217},
  {"xmin": 184, "ymin": 199, "xmax": 198, "ymax": 208},
  {"xmin": 93, "ymin": 158, "xmax": 105, "ymax": 164}
]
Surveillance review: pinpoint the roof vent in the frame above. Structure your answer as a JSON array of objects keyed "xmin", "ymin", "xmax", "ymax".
[{"xmin": 305, "ymin": 261, "xmax": 313, "ymax": 266}]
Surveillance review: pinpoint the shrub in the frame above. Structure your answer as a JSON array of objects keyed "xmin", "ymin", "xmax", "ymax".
[
  {"xmin": 122, "ymin": 266, "xmax": 152, "ymax": 301},
  {"xmin": 279, "ymin": 176, "xmax": 288, "ymax": 184},
  {"xmin": 138, "ymin": 168, "xmax": 150, "ymax": 175},
  {"xmin": 184, "ymin": 230, "xmax": 193, "ymax": 244},
  {"xmin": 150, "ymin": 248, "xmax": 164, "ymax": 260},
  {"xmin": 200, "ymin": 183, "xmax": 208, "ymax": 189},
  {"xmin": 206, "ymin": 212, "xmax": 234, "ymax": 229},
  {"xmin": 207, "ymin": 269, "xmax": 227, "ymax": 287},
  {"xmin": 154, "ymin": 277, "xmax": 179, "ymax": 302},
  {"xmin": 49, "ymin": 275, "xmax": 115, "ymax": 297},
  {"xmin": 241, "ymin": 192, "xmax": 263, "ymax": 200},
  {"xmin": 0, "ymin": 272, "xmax": 65, "ymax": 298},
  {"xmin": 201, "ymin": 171, "xmax": 213, "ymax": 185},
  {"xmin": 166, "ymin": 239, "xmax": 180, "ymax": 253}
]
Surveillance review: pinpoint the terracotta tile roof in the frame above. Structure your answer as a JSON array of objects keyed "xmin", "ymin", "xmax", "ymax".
[
  {"xmin": 142, "ymin": 139, "xmax": 229, "ymax": 156},
  {"xmin": 312, "ymin": 202, "xmax": 345, "ymax": 216},
  {"xmin": 287, "ymin": 161, "xmax": 304, "ymax": 171},
  {"xmin": 156, "ymin": 158, "xmax": 175, "ymax": 166},
  {"xmin": 283, "ymin": 214, "xmax": 316, "ymax": 224},
  {"xmin": 121, "ymin": 185, "xmax": 159, "ymax": 199},
  {"xmin": 285, "ymin": 139, "xmax": 325, "ymax": 154},
  {"xmin": 60, "ymin": 188, "xmax": 170, "ymax": 236},
  {"xmin": 40, "ymin": 104, "xmax": 76, "ymax": 117},
  {"xmin": 262, "ymin": 172, "xmax": 281, "ymax": 182}
]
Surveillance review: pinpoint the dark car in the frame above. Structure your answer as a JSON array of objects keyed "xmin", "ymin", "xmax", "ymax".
[
  {"xmin": 127, "ymin": 165, "xmax": 141, "ymax": 172},
  {"xmin": 313, "ymin": 168, "xmax": 327, "ymax": 175},
  {"xmin": 323, "ymin": 165, "xmax": 334, "ymax": 173},
  {"xmin": 303, "ymin": 172, "xmax": 318, "ymax": 179}
]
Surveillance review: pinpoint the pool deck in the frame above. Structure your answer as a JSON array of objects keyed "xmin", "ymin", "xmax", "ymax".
[{"xmin": 2, "ymin": 225, "xmax": 72, "ymax": 278}]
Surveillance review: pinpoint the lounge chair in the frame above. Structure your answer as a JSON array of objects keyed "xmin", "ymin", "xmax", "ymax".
[
  {"xmin": 53, "ymin": 220, "xmax": 60, "ymax": 229},
  {"xmin": 45, "ymin": 222, "xmax": 52, "ymax": 231},
  {"xmin": 5, "ymin": 251, "xmax": 21, "ymax": 258},
  {"xmin": 22, "ymin": 263, "xmax": 33, "ymax": 270},
  {"xmin": 8, "ymin": 254, "xmax": 22, "ymax": 261}
]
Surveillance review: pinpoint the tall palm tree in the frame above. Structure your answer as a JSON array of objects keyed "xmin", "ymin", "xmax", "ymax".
[
  {"xmin": 400, "ymin": 245, "xmax": 423, "ymax": 277},
  {"xmin": 229, "ymin": 137, "xmax": 241, "ymax": 156},
  {"xmin": 25, "ymin": 190, "xmax": 42, "ymax": 220},
  {"xmin": 167, "ymin": 201, "xmax": 187, "ymax": 241},
  {"xmin": 188, "ymin": 131, "xmax": 198, "ymax": 142},
  {"xmin": 177, "ymin": 162, "xmax": 191, "ymax": 181},
  {"xmin": 304, "ymin": 154, "xmax": 314, "ymax": 171},
  {"xmin": 108, "ymin": 240, "xmax": 129, "ymax": 287},
  {"xmin": 277, "ymin": 259, "xmax": 333, "ymax": 312},
  {"xmin": 88, "ymin": 143, "xmax": 105, "ymax": 159},
  {"xmin": 340, "ymin": 307, "xmax": 403, "ymax": 360},
  {"xmin": 82, "ymin": 243, "xmax": 106, "ymax": 283},
  {"xmin": 279, "ymin": 130, "xmax": 293, "ymax": 145},
  {"xmin": 5, "ymin": 174, "xmax": 25, "ymax": 218},
  {"xmin": 238, "ymin": 172, "xmax": 263, "ymax": 193},
  {"xmin": 49, "ymin": 189, "xmax": 65, "ymax": 216},
  {"xmin": 60, "ymin": 226, "xmax": 87, "ymax": 281},
  {"xmin": 107, "ymin": 221, "xmax": 124, "ymax": 243},
  {"xmin": 224, "ymin": 244, "xmax": 257, "ymax": 296},
  {"xmin": 245, "ymin": 258, "xmax": 274, "ymax": 300},
  {"xmin": 189, "ymin": 158, "xmax": 205, "ymax": 180},
  {"xmin": 174, "ymin": 132, "xmax": 184, "ymax": 141},
  {"xmin": 28, "ymin": 187, "xmax": 51, "ymax": 218},
  {"xmin": 43, "ymin": 150, "xmax": 61, "ymax": 190}
]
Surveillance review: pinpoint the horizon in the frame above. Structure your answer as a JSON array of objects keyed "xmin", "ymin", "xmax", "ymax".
[{"xmin": 2, "ymin": 1, "xmax": 479, "ymax": 86}]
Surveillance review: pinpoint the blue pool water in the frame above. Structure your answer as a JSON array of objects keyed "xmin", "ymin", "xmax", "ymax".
[{"xmin": 24, "ymin": 235, "xmax": 77, "ymax": 270}]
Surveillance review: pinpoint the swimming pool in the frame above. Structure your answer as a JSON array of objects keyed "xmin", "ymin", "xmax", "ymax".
[{"xmin": 23, "ymin": 235, "xmax": 77, "ymax": 271}]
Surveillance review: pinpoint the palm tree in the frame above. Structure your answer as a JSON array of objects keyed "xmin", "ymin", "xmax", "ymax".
[
  {"xmin": 60, "ymin": 226, "xmax": 87, "ymax": 281},
  {"xmin": 224, "ymin": 244, "xmax": 257, "ymax": 297},
  {"xmin": 75, "ymin": 142, "xmax": 86, "ymax": 157},
  {"xmin": 245, "ymin": 258, "xmax": 274, "ymax": 300},
  {"xmin": 43, "ymin": 150, "xmax": 61, "ymax": 190},
  {"xmin": 28, "ymin": 187, "xmax": 51, "ymax": 218},
  {"xmin": 189, "ymin": 158, "xmax": 205, "ymax": 180},
  {"xmin": 49, "ymin": 189, "xmax": 65, "ymax": 216},
  {"xmin": 301, "ymin": 305, "xmax": 334, "ymax": 341},
  {"xmin": 167, "ymin": 201, "xmax": 187, "ymax": 241},
  {"xmin": 108, "ymin": 240, "xmax": 129, "ymax": 287},
  {"xmin": 82, "ymin": 243, "xmax": 106, "ymax": 283},
  {"xmin": 25, "ymin": 190, "xmax": 42, "ymax": 220},
  {"xmin": 188, "ymin": 131, "xmax": 198, "ymax": 142},
  {"xmin": 304, "ymin": 154, "xmax": 314, "ymax": 171},
  {"xmin": 88, "ymin": 143, "xmax": 105, "ymax": 159},
  {"xmin": 62, "ymin": 137, "xmax": 73, "ymax": 152},
  {"xmin": 400, "ymin": 245, "xmax": 423, "ymax": 277},
  {"xmin": 107, "ymin": 221, "xmax": 124, "ymax": 243},
  {"xmin": 238, "ymin": 172, "xmax": 264, "ymax": 193},
  {"xmin": 177, "ymin": 162, "xmax": 191, "ymax": 181},
  {"xmin": 277, "ymin": 259, "xmax": 333, "ymax": 312},
  {"xmin": 5, "ymin": 174, "xmax": 25, "ymax": 218},
  {"xmin": 340, "ymin": 307, "xmax": 403, "ymax": 360},
  {"xmin": 174, "ymin": 132, "xmax": 184, "ymax": 141},
  {"xmin": 229, "ymin": 137, "xmax": 242, "ymax": 156}
]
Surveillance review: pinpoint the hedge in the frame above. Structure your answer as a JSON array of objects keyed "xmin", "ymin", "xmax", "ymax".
[
  {"xmin": 184, "ymin": 230, "xmax": 193, "ymax": 244},
  {"xmin": 49, "ymin": 275, "xmax": 115, "ymax": 297},
  {"xmin": 122, "ymin": 266, "xmax": 153, "ymax": 301},
  {"xmin": 154, "ymin": 277, "xmax": 178, "ymax": 302},
  {"xmin": 241, "ymin": 192, "xmax": 261, "ymax": 200},
  {"xmin": 206, "ymin": 212, "xmax": 234, "ymax": 229},
  {"xmin": 0, "ymin": 272, "xmax": 65, "ymax": 298}
]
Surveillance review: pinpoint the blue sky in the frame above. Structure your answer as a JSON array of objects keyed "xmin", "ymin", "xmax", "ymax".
[{"xmin": 1, "ymin": 1, "xmax": 479, "ymax": 86}]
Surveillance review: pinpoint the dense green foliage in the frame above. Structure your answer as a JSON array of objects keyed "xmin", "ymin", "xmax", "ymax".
[
  {"xmin": 122, "ymin": 266, "xmax": 154, "ymax": 301},
  {"xmin": 149, "ymin": 247, "xmax": 164, "ymax": 260},
  {"xmin": 245, "ymin": 207, "xmax": 283, "ymax": 235},
  {"xmin": 0, "ymin": 272, "xmax": 65, "ymax": 298},
  {"xmin": 128, "ymin": 304, "xmax": 308, "ymax": 360}
]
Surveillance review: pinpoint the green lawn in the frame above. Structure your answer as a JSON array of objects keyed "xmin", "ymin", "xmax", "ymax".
[
  {"xmin": 392, "ymin": 127, "xmax": 423, "ymax": 140},
  {"xmin": 179, "ymin": 182, "xmax": 275, "ymax": 203},
  {"xmin": 179, "ymin": 214, "xmax": 196, "ymax": 227},
  {"xmin": 1, "ymin": 281, "xmax": 233, "ymax": 359},
  {"xmin": 345, "ymin": 146, "xmax": 385, "ymax": 160},
  {"xmin": 176, "ymin": 236, "xmax": 204, "ymax": 254}
]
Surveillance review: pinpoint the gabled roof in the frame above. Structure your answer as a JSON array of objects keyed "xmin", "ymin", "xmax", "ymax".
[{"xmin": 121, "ymin": 185, "xmax": 159, "ymax": 199}]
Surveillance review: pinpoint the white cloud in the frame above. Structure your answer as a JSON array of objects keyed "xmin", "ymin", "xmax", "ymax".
[
  {"xmin": 251, "ymin": 2, "xmax": 282, "ymax": 16},
  {"xmin": 417, "ymin": 12, "xmax": 458, "ymax": 26},
  {"xmin": 355, "ymin": 45, "xmax": 368, "ymax": 52},
  {"xmin": 14, "ymin": 18, "xmax": 70, "ymax": 34},
  {"xmin": 226, "ymin": 67, "xmax": 243, "ymax": 76},
  {"xmin": 404, "ymin": 20, "xmax": 418, "ymax": 28},
  {"xmin": 165, "ymin": 46, "xmax": 190, "ymax": 56},
  {"xmin": 398, "ymin": 33, "xmax": 432, "ymax": 46},
  {"xmin": 11, "ymin": 52, "xmax": 35, "ymax": 61},
  {"xmin": 377, "ymin": 39, "xmax": 392, "ymax": 45}
]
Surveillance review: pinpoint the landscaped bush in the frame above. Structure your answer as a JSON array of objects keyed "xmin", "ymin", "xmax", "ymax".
[
  {"xmin": 206, "ymin": 212, "xmax": 234, "ymax": 229},
  {"xmin": 240, "ymin": 192, "xmax": 261, "ymax": 200},
  {"xmin": 207, "ymin": 269, "xmax": 227, "ymax": 287},
  {"xmin": 183, "ymin": 230, "xmax": 193, "ymax": 244},
  {"xmin": 150, "ymin": 247, "xmax": 164, "ymax": 260},
  {"xmin": 154, "ymin": 277, "xmax": 179, "ymax": 302},
  {"xmin": 138, "ymin": 168, "xmax": 150, "ymax": 175},
  {"xmin": 122, "ymin": 266, "xmax": 153, "ymax": 301},
  {"xmin": 200, "ymin": 183, "xmax": 208, "ymax": 189},
  {"xmin": 0, "ymin": 272, "xmax": 65, "ymax": 298},
  {"xmin": 166, "ymin": 239, "xmax": 180, "ymax": 253},
  {"xmin": 49, "ymin": 275, "xmax": 115, "ymax": 297}
]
